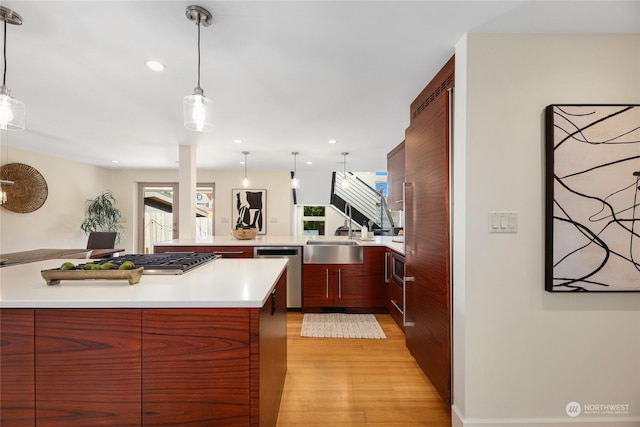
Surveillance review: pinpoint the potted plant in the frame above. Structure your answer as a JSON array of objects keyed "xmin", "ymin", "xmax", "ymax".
[{"xmin": 80, "ymin": 191, "xmax": 124, "ymax": 243}]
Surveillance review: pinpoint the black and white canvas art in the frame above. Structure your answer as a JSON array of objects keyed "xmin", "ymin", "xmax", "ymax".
[
  {"xmin": 545, "ymin": 104, "xmax": 640, "ymax": 292},
  {"xmin": 232, "ymin": 189, "xmax": 266, "ymax": 234}
]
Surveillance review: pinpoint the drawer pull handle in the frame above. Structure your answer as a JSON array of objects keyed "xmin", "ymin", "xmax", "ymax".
[{"xmin": 390, "ymin": 299, "xmax": 404, "ymax": 315}]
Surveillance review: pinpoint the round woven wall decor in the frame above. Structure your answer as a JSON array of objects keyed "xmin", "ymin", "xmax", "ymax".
[{"xmin": 0, "ymin": 163, "xmax": 49, "ymax": 213}]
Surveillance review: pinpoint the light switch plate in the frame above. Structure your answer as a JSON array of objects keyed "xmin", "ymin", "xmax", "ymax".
[{"xmin": 489, "ymin": 212, "xmax": 518, "ymax": 233}]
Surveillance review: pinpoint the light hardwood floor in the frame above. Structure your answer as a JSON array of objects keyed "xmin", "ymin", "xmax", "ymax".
[{"xmin": 276, "ymin": 312, "xmax": 452, "ymax": 427}]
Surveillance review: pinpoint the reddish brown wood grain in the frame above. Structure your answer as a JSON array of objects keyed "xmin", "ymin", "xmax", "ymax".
[
  {"xmin": 386, "ymin": 141, "xmax": 406, "ymax": 211},
  {"xmin": 303, "ymin": 264, "xmax": 364, "ymax": 310},
  {"xmin": 0, "ymin": 309, "xmax": 35, "ymax": 427},
  {"xmin": 404, "ymin": 55, "xmax": 454, "ymax": 406},
  {"xmin": 34, "ymin": 309, "xmax": 142, "ymax": 426},
  {"xmin": 154, "ymin": 245, "xmax": 254, "ymax": 258},
  {"xmin": 142, "ymin": 308, "xmax": 251, "ymax": 426},
  {"xmin": 363, "ymin": 246, "xmax": 387, "ymax": 308},
  {"xmin": 254, "ymin": 272, "xmax": 288, "ymax": 427},
  {"xmin": 334, "ymin": 265, "xmax": 364, "ymax": 308}
]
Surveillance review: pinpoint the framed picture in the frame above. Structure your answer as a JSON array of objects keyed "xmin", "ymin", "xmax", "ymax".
[
  {"xmin": 232, "ymin": 189, "xmax": 267, "ymax": 235},
  {"xmin": 545, "ymin": 104, "xmax": 640, "ymax": 292}
]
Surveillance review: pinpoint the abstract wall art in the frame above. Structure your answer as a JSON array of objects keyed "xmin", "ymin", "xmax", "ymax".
[
  {"xmin": 232, "ymin": 189, "xmax": 266, "ymax": 234},
  {"xmin": 545, "ymin": 105, "xmax": 640, "ymax": 291}
]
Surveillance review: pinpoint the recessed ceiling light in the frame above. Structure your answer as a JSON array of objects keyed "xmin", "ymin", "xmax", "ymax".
[
  {"xmin": 328, "ymin": 139, "xmax": 337, "ymax": 144},
  {"xmin": 306, "ymin": 161, "xmax": 313, "ymax": 165},
  {"xmin": 146, "ymin": 60, "xmax": 165, "ymax": 71},
  {"xmin": 234, "ymin": 139, "xmax": 242, "ymax": 144},
  {"xmin": 111, "ymin": 160, "xmax": 119, "ymax": 164}
]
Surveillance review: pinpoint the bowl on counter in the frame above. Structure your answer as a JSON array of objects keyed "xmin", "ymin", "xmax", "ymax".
[{"xmin": 232, "ymin": 228, "xmax": 258, "ymax": 240}]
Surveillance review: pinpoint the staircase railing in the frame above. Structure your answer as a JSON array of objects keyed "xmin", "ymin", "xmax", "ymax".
[{"xmin": 330, "ymin": 172, "xmax": 394, "ymax": 234}]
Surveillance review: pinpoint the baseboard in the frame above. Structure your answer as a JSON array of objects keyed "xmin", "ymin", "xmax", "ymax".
[{"xmin": 452, "ymin": 405, "xmax": 640, "ymax": 427}]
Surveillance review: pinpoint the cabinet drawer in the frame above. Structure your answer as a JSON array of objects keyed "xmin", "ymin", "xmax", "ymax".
[
  {"xmin": 155, "ymin": 245, "xmax": 254, "ymax": 258},
  {"xmin": 388, "ymin": 283, "xmax": 404, "ymax": 331}
]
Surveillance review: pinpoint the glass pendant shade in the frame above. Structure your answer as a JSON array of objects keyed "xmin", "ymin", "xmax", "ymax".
[
  {"xmin": 183, "ymin": 89, "xmax": 213, "ymax": 132},
  {"xmin": 241, "ymin": 151, "xmax": 250, "ymax": 187},
  {"xmin": 0, "ymin": 86, "xmax": 24, "ymax": 130},
  {"xmin": 291, "ymin": 151, "xmax": 300, "ymax": 189},
  {"xmin": 0, "ymin": 179, "xmax": 13, "ymax": 205},
  {"xmin": 341, "ymin": 151, "xmax": 349, "ymax": 188}
]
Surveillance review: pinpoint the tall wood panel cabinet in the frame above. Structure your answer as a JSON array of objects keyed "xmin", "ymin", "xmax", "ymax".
[
  {"xmin": 386, "ymin": 141, "xmax": 405, "ymax": 211},
  {"xmin": 404, "ymin": 55, "xmax": 454, "ymax": 406}
]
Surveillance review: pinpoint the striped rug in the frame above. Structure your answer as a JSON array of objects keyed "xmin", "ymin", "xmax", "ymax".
[{"xmin": 301, "ymin": 313, "xmax": 386, "ymax": 339}]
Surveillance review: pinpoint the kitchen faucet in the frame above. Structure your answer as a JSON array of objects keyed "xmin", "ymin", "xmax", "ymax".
[{"xmin": 344, "ymin": 202, "xmax": 353, "ymax": 239}]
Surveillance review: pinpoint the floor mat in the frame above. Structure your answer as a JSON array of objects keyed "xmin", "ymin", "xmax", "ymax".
[{"xmin": 301, "ymin": 313, "xmax": 387, "ymax": 339}]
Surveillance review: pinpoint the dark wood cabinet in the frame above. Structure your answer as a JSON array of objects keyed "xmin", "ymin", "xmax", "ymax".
[
  {"xmin": 142, "ymin": 309, "xmax": 250, "ymax": 426},
  {"xmin": 0, "ymin": 272, "xmax": 287, "ymax": 427},
  {"xmin": 154, "ymin": 245, "xmax": 254, "ymax": 258},
  {"xmin": 404, "ymin": 55, "xmax": 454, "ymax": 406},
  {"xmin": 363, "ymin": 246, "xmax": 387, "ymax": 309},
  {"xmin": 0, "ymin": 309, "xmax": 35, "ymax": 427},
  {"xmin": 35, "ymin": 309, "xmax": 142, "ymax": 427},
  {"xmin": 386, "ymin": 141, "xmax": 405, "ymax": 211},
  {"xmin": 387, "ymin": 275, "xmax": 404, "ymax": 331},
  {"xmin": 303, "ymin": 264, "xmax": 363, "ymax": 309}
]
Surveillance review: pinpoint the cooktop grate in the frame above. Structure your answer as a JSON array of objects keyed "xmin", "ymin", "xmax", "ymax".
[{"xmin": 80, "ymin": 253, "xmax": 219, "ymax": 275}]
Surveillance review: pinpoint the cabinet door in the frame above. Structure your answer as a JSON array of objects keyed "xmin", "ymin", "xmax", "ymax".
[
  {"xmin": 142, "ymin": 309, "xmax": 250, "ymax": 427},
  {"xmin": 387, "ymin": 141, "xmax": 405, "ymax": 211},
  {"xmin": 256, "ymin": 272, "xmax": 288, "ymax": 427},
  {"xmin": 363, "ymin": 246, "xmax": 387, "ymax": 308},
  {"xmin": 303, "ymin": 264, "xmax": 332, "ymax": 308},
  {"xmin": 35, "ymin": 309, "xmax": 142, "ymax": 426},
  {"xmin": 404, "ymin": 55, "xmax": 454, "ymax": 406},
  {"xmin": 1, "ymin": 309, "xmax": 35, "ymax": 427},
  {"xmin": 333, "ymin": 265, "xmax": 364, "ymax": 307}
]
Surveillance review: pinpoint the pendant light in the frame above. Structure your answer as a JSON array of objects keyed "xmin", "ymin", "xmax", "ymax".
[
  {"xmin": 341, "ymin": 152, "xmax": 349, "ymax": 188},
  {"xmin": 183, "ymin": 5, "xmax": 214, "ymax": 132},
  {"xmin": 242, "ymin": 151, "xmax": 250, "ymax": 188},
  {"xmin": 0, "ymin": 179, "xmax": 13, "ymax": 204},
  {"xmin": 0, "ymin": 6, "xmax": 25, "ymax": 131},
  {"xmin": 0, "ymin": 122, "xmax": 14, "ymax": 205},
  {"xmin": 291, "ymin": 152, "xmax": 300, "ymax": 189}
]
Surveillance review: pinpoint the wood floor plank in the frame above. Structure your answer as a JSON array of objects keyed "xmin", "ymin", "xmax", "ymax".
[{"xmin": 276, "ymin": 312, "xmax": 451, "ymax": 427}]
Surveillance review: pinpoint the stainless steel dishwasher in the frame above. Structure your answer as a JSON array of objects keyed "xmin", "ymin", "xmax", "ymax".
[{"xmin": 253, "ymin": 246, "xmax": 302, "ymax": 309}]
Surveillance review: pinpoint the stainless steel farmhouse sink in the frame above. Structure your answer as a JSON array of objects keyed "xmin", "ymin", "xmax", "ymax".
[{"xmin": 304, "ymin": 241, "xmax": 363, "ymax": 264}]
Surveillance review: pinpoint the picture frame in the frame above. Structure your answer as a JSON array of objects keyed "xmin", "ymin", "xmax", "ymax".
[
  {"xmin": 232, "ymin": 189, "xmax": 267, "ymax": 235},
  {"xmin": 545, "ymin": 104, "xmax": 640, "ymax": 292}
]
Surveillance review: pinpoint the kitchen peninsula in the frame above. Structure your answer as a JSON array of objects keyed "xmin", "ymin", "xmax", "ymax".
[{"xmin": 0, "ymin": 258, "xmax": 288, "ymax": 427}]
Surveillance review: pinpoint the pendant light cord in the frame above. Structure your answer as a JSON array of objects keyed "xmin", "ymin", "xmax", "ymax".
[
  {"xmin": 196, "ymin": 15, "xmax": 201, "ymax": 90},
  {"xmin": 3, "ymin": 19, "xmax": 7, "ymax": 86}
]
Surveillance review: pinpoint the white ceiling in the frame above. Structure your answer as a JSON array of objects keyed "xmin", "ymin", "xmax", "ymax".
[{"xmin": 1, "ymin": 1, "xmax": 638, "ymax": 173}]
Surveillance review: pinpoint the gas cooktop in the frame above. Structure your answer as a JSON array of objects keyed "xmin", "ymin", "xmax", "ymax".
[{"xmin": 83, "ymin": 253, "xmax": 219, "ymax": 275}]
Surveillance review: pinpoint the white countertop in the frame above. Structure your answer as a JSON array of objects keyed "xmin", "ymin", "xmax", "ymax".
[
  {"xmin": 155, "ymin": 235, "xmax": 405, "ymax": 255},
  {"xmin": 0, "ymin": 258, "xmax": 287, "ymax": 309}
]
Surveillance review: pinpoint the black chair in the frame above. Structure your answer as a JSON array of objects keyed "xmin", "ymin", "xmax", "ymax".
[{"xmin": 86, "ymin": 231, "xmax": 117, "ymax": 249}]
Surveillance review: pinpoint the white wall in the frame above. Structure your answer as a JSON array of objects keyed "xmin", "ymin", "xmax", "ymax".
[
  {"xmin": 111, "ymin": 168, "xmax": 292, "ymax": 251},
  {"xmin": 0, "ymin": 148, "xmax": 292, "ymax": 254},
  {"xmin": 453, "ymin": 34, "xmax": 640, "ymax": 426},
  {"xmin": 0, "ymin": 145, "xmax": 112, "ymax": 253}
]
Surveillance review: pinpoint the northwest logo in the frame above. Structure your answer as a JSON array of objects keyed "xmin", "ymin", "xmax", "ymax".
[{"xmin": 566, "ymin": 401, "xmax": 581, "ymax": 417}]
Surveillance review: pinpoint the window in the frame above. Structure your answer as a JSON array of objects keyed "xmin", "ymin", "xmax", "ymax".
[{"xmin": 302, "ymin": 205, "xmax": 326, "ymax": 236}]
